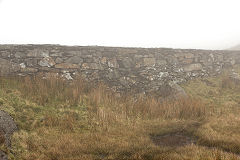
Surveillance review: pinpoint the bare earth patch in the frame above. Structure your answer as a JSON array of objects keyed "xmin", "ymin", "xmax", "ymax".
[{"xmin": 151, "ymin": 132, "xmax": 196, "ymax": 147}]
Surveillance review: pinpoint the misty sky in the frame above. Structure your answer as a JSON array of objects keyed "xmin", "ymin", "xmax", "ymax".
[{"xmin": 0, "ymin": 0, "xmax": 240, "ymax": 50}]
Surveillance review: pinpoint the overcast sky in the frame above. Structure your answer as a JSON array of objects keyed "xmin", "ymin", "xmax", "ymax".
[{"xmin": 0, "ymin": 0, "xmax": 240, "ymax": 50}]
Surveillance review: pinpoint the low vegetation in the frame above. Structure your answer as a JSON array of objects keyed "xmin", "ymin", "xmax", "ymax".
[{"xmin": 0, "ymin": 68, "xmax": 240, "ymax": 159}]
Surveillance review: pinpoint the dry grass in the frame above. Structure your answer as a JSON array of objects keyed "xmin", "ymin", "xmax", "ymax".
[
  {"xmin": 0, "ymin": 72, "xmax": 240, "ymax": 159},
  {"xmin": 0, "ymin": 74, "xmax": 90, "ymax": 106}
]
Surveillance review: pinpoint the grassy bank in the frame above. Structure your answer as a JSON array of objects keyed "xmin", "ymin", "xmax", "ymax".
[{"xmin": 0, "ymin": 70, "xmax": 240, "ymax": 159}]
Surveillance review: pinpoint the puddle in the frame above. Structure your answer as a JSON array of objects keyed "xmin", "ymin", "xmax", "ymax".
[{"xmin": 151, "ymin": 132, "xmax": 197, "ymax": 147}]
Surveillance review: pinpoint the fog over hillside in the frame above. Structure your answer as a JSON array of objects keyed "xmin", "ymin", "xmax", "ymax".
[
  {"xmin": 228, "ymin": 44, "xmax": 240, "ymax": 50},
  {"xmin": 0, "ymin": 0, "xmax": 240, "ymax": 50}
]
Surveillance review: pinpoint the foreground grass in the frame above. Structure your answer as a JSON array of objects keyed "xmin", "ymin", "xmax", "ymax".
[{"xmin": 0, "ymin": 71, "xmax": 240, "ymax": 159}]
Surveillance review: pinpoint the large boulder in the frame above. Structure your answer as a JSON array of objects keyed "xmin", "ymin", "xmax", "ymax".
[
  {"xmin": 157, "ymin": 82, "xmax": 188, "ymax": 100},
  {"xmin": 183, "ymin": 63, "xmax": 202, "ymax": 72},
  {"xmin": 168, "ymin": 81, "xmax": 188, "ymax": 99},
  {"xmin": 0, "ymin": 110, "xmax": 18, "ymax": 148}
]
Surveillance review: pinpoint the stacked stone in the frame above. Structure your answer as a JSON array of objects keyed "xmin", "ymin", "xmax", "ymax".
[{"xmin": 0, "ymin": 45, "xmax": 240, "ymax": 94}]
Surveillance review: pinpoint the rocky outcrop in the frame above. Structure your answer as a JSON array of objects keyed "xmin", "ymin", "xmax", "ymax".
[
  {"xmin": 155, "ymin": 82, "xmax": 187, "ymax": 100},
  {"xmin": 1, "ymin": 45, "xmax": 240, "ymax": 96},
  {"xmin": 0, "ymin": 110, "xmax": 18, "ymax": 148},
  {"xmin": 0, "ymin": 110, "xmax": 18, "ymax": 160},
  {"xmin": 168, "ymin": 82, "xmax": 188, "ymax": 99}
]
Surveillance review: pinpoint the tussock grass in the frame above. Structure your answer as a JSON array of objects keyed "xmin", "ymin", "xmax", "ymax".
[{"xmin": 0, "ymin": 70, "xmax": 240, "ymax": 159}]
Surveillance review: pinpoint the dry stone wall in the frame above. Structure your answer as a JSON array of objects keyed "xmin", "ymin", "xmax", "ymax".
[{"xmin": 0, "ymin": 44, "xmax": 240, "ymax": 94}]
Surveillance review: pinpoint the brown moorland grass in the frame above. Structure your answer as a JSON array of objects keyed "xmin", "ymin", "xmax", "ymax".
[{"xmin": 0, "ymin": 72, "xmax": 240, "ymax": 159}]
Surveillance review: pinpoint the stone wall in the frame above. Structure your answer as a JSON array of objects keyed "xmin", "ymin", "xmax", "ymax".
[{"xmin": 1, "ymin": 44, "xmax": 240, "ymax": 94}]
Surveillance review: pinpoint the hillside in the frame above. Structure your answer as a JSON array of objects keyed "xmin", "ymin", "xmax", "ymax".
[{"xmin": 1, "ymin": 66, "xmax": 240, "ymax": 159}]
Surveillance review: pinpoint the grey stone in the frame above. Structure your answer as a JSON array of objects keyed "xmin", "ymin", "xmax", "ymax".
[
  {"xmin": 0, "ymin": 110, "xmax": 18, "ymax": 148},
  {"xmin": 134, "ymin": 54, "xmax": 144, "ymax": 58},
  {"xmin": 0, "ymin": 58, "xmax": 20, "ymax": 75},
  {"xmin": 21, "ymin": 67, "xmax": 38, "ymax": 73},
  {"xmin": 19, "ymin": 63, "xmax": 26, "ymax": 69},
  {"xmin": 81, "ymin": 54, "xmax": 93, "ymax": 58},
  {"xmin": 39, "ymin": 57, "xmax": 55, "ymax": 67},
  {"xmin": 62, "ymin": 72, "xmax": 73, "ymax": 80},
  {"xmin": 107, "ymin": 70, "xmax": 120, "ymax": 79},
  {"xmin": 65, "ymin": 56, "xmax": 83, "ymax": 64},
  {"xmin": 194, "ymin": 56, "xmax": 199, "ymax": 62},
  {"xmin": 26, "ymin": 59, "xmax": 38, "ymax": 67},
  {"xmin": 168, "ymin": 81, "xmax": 188, "ymax": 99},
  {"xmin": 27, "ymin": 49, "xmax": 49, "ymax": 57},
  {"xmin": 55, "ymin": 63, "xmax": 79, "ymax": 69},
  {"xmin": 15, "ymin": 52, "xmax": 26, "ymax": 58},
  {"xmin": 155, "ymin": 82, "xmax": 188, "ymax": 99},
  {"xmin": 82, "ymin": 63, "xmax": 102, "ymax": 70},
  {"xmin": 85, "ymin": 58, "xmax": 94, "ymax": 63},
  {"xmin": 158, "ymin": 72, "xmax": 169, "ymax": 78},
  {"xmin": 108, "ymin": 58, "xmax": 119, "ymax": 68},
  {"xmin": 174, "ymin": 53, "xmax": 185, "ymax": 58},
  {"xmin": 65, "ymin": 51, "xmax": 82, "ymax": 56},
  {"xmin": 166, "ymin": 57, "xmax": 178, "ymax": 64},
  {"xmin": 121, "ymin": 58, "xmax": 133, "ymax": 68},
  {"xmin": 183, "ymin": 63, "xmax": 202, "ymax": 72},
  {"xmin": 1, "ymin": 52, "xmax": 11, "ymax": 58},
  {"xmin": 143, "ymin": 58, "xmax": 156, "ymax": 66},
  {"xmin": 55, "ymin": 57, "xmax": 63, "ymax": 64},
  {"xmin": 156, "ymin": 60, "xmax": 167, "ymax": 66},
  {"xmin": 50, "ymin": 52, "xmax": 63, "ymax": 57},
  {"xmin": 184, "ymin": 53, "xmax": 194, "ymax": 59},
  {"xmin": 216, "ymin": 55, "xmax": 223, "ymax": 62},
  {"xmin": 230, "ymin": 59, "xmax": 235, "ymax": 65},
  {"xmin": 181, "ymin": 58, "xmax": 193, "ymax": 64},
  {"xmin": 119, "ymin": 77, "xmax": 129, "ymax": 87}
]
